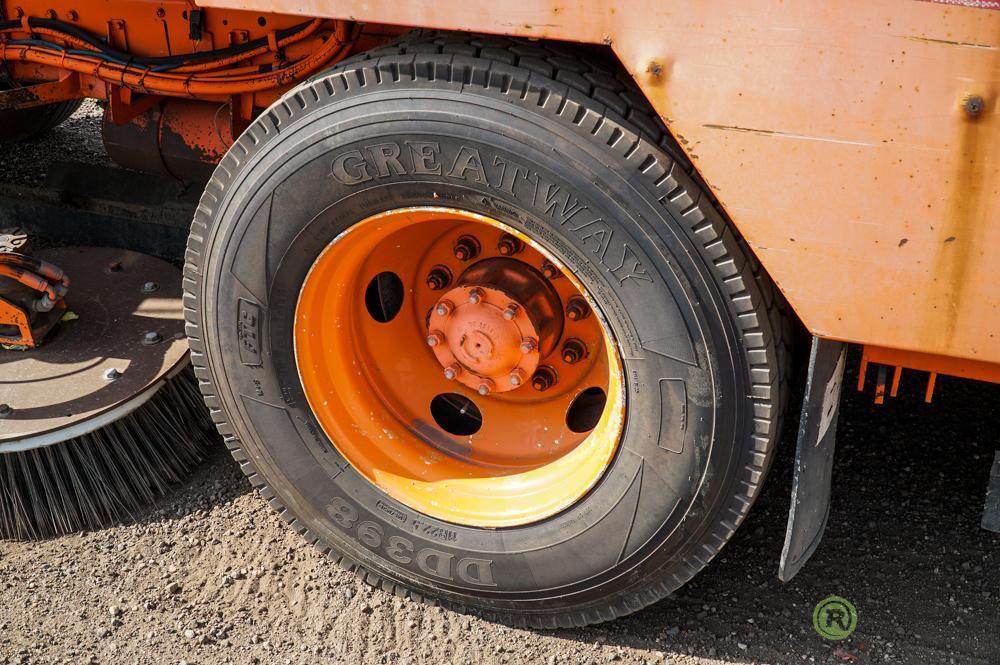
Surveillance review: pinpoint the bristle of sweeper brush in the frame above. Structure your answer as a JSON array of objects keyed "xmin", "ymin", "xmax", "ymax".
[{"xmin": 0, "ymin": 365, "xmax": 216, "ymax": 540}]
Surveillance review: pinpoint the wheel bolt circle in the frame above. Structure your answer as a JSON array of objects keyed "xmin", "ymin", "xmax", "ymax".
[
  {"xmin": 443, "ymin": 363, "xmax": 462, "ymax": 380},
  {"xmin": 502, "ymin": 303, "xmax": 519, "ymax": 320},
  {"xmin": 435, "ymin": 300, "xmax": 454, "ymax": 317},
  {"xmin": 468, "ymin": 287, "xmax": 485, "ymax": 304},
  {"xmin": 540, "ymin": 261, "xmax": 561, "ymax": 280},
  {"xmin": 519, "ymin": 337, "xmax": 537, "ymax": 354},
  {"xmin": 566, "ymin": 295, "xmax": 591, "ymax": 321},
  {"xmin": 477, "ymin": 379, "xmax": 494, "ymax": 396},
  {"xmin": 426, "ymin": 330, "xmax": 445, "ymax": 347},
  {"xmin": 508, "ymin": 368, "xmax": 527, "ymax": 387}
]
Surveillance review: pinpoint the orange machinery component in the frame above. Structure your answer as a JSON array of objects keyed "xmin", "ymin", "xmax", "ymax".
[
  {"xmin": 190, "ymin": 0, "xmax": 1000, "ymax": 388},
  {"xmin": 0, "ymin": 1, "xmax": 366, "ymax": 178},
  {"xmin": 0, "ymin": 253, "xmax": 69, "ymax": 348}
]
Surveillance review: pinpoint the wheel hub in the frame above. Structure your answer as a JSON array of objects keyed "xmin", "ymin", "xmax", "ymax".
[
  {"xmin": 428, "ymin": 284, "xmax": 540, "ymax": 394},
  {"xmin": 427, "ymin": 257, "xmax": 564, "ymax": 394}
]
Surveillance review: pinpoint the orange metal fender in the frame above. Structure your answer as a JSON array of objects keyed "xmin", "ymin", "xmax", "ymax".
[{"xmin": 196, "ymin": 0, "xmax": 1000, "ymax": 373}]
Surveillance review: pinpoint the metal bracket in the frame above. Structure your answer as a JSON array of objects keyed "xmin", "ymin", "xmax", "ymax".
[{"xmin": 779, "ymin": 337, "xmax": 847, "ymax": 582}]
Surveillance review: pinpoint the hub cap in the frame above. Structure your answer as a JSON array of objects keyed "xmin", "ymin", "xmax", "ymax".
[{"xmin": 294, "ymin": 207, "xmax": 624, "ymax": 527}]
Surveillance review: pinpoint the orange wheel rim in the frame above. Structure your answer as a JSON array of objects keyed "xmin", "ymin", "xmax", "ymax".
[{"xmin": 294, "ymin": 207, "xmax": 625, "ymax": 527}]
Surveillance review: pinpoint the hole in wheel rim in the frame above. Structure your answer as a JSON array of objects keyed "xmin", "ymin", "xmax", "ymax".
[
  {"xmin": 364, "ymin": 271, "xmax": 404, "ymax": 323},
  {"xmin": 430, "ymin": 393, "xmax": 483, "ymax": 435},
  {"xmin": 566, "ymin": 387, "xmax": 607, "ymax": 433}
]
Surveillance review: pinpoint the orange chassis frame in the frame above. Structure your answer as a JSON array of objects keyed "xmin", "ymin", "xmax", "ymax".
[{"xmin": 2, "ymin": 0, "xmax": 999, "ymax": 391}]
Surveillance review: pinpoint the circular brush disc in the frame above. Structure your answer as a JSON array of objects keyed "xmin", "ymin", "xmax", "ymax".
[{"xmin": 0, "ymin": 247, "xmax": 215, "ymax": 539}]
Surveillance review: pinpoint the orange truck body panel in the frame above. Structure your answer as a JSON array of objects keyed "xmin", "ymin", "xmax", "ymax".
[{"xmin": 194, "ymin": 0, "xmax": 1000, "ymax": 370}]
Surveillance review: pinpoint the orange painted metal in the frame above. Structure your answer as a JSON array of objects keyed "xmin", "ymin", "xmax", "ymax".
[
  {"xmin": 102, "ymin": 98, "xmax": 234, "ymax": 180},
  {"xmin": 0, "ymin": 253, "xmax": 68, "ymax": 347},
  {"xmin": 193, "ymin": 0, "xmax": 1000, "ymax": 379},
  {"xmin": 294, "ymin": 207, "xmax": 624, "ymax": 527},
  {"xmin": 859, "ymin": 344, "xmax": 1000, "ymax": 403},
  {"xmin": 0, "ymin": 1, "xmax": 359, "ymax": 122}
]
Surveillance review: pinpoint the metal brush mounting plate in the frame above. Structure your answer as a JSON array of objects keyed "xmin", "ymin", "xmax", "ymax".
[{"xmin": 0, "ymin": 247, "xmax": 189, "ymax": 452}]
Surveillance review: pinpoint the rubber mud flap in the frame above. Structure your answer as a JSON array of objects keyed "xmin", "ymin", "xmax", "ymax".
[
  {"xmin": 779, "ymin": 337, "xmax": 847, "ymax": 582},
  {"xmin": 184, "ymin": 33, "xmax": 790, "ymax": 627}
]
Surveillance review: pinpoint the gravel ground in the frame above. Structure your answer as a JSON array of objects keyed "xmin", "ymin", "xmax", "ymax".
[
  {"xmin": 2, "ymin": 100, "xmax": 112, "ymax": 187},
  {"xmin": 1, "ymin": 107, "xmax": 998, "ymax": 665}
]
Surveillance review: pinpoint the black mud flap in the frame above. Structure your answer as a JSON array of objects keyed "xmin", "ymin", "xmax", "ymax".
[
  {"xmin": 982, "ymin": 451, "xmax": 1000, "ymax": 533},
  {"xmin": 779, "ymin": 337, "xmax": 847, "ymax": 582}
]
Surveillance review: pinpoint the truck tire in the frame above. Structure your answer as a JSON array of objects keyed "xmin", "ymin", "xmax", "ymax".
[
  {"xmin": 0, "ymin": 92, "xmax": 82, "ymax": 144},
  {"xmin": 184, "ymin": 33, "xmax": 789, "ymax": 627}
]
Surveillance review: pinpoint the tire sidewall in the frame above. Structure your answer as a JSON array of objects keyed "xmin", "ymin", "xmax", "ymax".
[{"xmin": 201, "ymin": 79, "xmax": 751, "ymax": 612}]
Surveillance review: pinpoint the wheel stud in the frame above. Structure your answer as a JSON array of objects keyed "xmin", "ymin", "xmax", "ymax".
[
  {"xmin": 477, "ymin": 379, "xmax": 494, "ymax": 396},
  {"xmin": 508, "ymin": 368, "xmax": 527, "ymax": 387},
  {"xmin": 566, "ymin": 295, "xmax": 591, "ymax": 321},
  {"xmin": 435, "ymin": 300, "xmax": 454, "ymax": 317},
  {"xmin": 443, "ymin": 363, "xmax": 462, "ymax": 381},
  {"xmin": 453, "ymin": 235, "xmax": 481, "ymax": 261},
  {"xmin": 531, "ymin": 366, "xmax": 558, "ymax": 392},
  {"xmin": 426, "ymin": 265, "xmax": 452, "ymax": 291},
  {"xmin": 502, "ymin": 303, "xmax": 519, "ymax": 320},
  {"xmin": 540, "ymin": 261, "xmax": 561, "ymax": 280},
  {"xmin": 519, "ymin": 337, "xmax": 537, "ymax": 354},
  {"xmin": 426, "ymin": 330, "xmax": 445, "ymax": 347},
  {"xmin": 496, "ymin": 233, "xmax": 524, "ymax": 256},
  {"xmin": 561, "ymin": 338, "xmax": 587, "ymax": 364},
  {"xmin": 468, "ymin": 287, "xmax": 485, "ymax": 304}
]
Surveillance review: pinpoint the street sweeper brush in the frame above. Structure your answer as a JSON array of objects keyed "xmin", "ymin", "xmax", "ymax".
[{"xmin": 0, "ymin": 245, "xmax": 215, "ymax": 539}]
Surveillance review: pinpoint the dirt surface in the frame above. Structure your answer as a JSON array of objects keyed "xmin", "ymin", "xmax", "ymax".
[
  {"xmin": 1, "ymin": 100, "xmax": 112, "ymax": 188},
  {"xmin": 1, "ymin": 107, "xmax": 999, "ymax": 665}
]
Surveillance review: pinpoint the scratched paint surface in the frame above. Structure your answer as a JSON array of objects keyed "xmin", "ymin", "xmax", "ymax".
[{"xmin": 197, "ymin": 0, "xmax": 1000, "ymax": 365}]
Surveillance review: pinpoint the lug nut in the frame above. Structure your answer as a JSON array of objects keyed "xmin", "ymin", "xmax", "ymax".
[
  {"xmin": 426, "ymin": 265, "xmax": 453, "ymax": 291},
  {"xmin": 502, "ymin": 303, "xmax": 519, "ymax": 320},
  {"xmin": 142, "ymin": 331, "xmax": 162, "ymax": 345},
  {"xmin": 104, "ymin": 368, "xmax": 123, "ymax": 381},
  {"xmin": 531, "ymin": 366, "xmax": 558, "ymax": 392},
  {"xmin": 508, "ymin": 368, "xmax": 527, "ymax": 387},
  {"xmin": 453, "ymin": 235, "xmax": 481, "ymax": 261},
  {"xmin": 496, "ymin": 233, "xmax": 524, "ymax": 256},
  {"xmin": 566, "ymin": 295, "xmax": 591, "ymax": 321},
  {"xmin": 443, "ymin": 363, "xmax": 462, "ymax": 381},
  {"xmin": 519, "ymin": 337, "xmax": 537, "ymax": 354},
  {"xmin": 141, "ymin": 281, "xmax": 159, "ymax": 294},
  {"xmin": 426, "ymin": 330, "xmax": 445, "ymax": 347},
  {"xmin": 0, "ymin": 404, "xmax": 12, "ymax": 418},
  {"xmin": 540, "ymin": 261, "xmax": 561, "ymax": 280},
  {"xmin": 468, "ymin": 287, "xmax": 485, "ymax": 304},
  {"xmin": 561, "ymin": 338, "xmax": 587, "ymax": 364},
  {"xmin": 434, "ymin": 300, "xmax": 454, "ymax": 317},
  {"xmin": 477, "ymin": 379, "xmax": 495, "ymax": 396}
]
